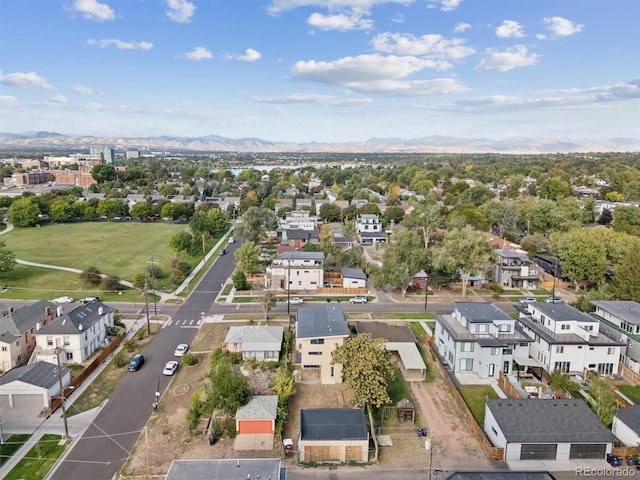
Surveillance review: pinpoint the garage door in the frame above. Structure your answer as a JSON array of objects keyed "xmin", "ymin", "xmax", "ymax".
[
  {"xmin": 0, "ymin": 394, "xmax": 9, "ymax": 409},
  {"xmin": 520, "ymin": 444, "xmax": 557, "ymax": 460},
  {"xmin": 570, "ymin": 443, "xmax": 607, "ymax": 459},
  {"xmin": 238, "ymin": 420, "xmax": 273, "ymax": 434},
  {"xmin": 304, "ymin": 445, "xmax": 341, "ymax": 462},
  {"xmin": 12, "ymin": 394, "xmax": 44, "ymax": 409}
]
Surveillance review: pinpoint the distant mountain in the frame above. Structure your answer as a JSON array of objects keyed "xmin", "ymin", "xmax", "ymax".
[{"xmin": 0, "ymin": 131, "xmax": 638, "ymax": 153}]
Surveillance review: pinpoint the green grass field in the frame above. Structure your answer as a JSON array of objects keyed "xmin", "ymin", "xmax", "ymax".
[
  {"xmin": 5, "ymin": 434, "xmax": 67, "ymax": 480},
  {"xmin": 459, "ymin": 385, "xmax": 499, "ymax": 425}
]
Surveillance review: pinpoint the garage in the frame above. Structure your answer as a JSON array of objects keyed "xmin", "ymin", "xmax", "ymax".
[
  {"xmin": 520, "ymin": 444, "xmax": 557, "ymax": 460},
  {"xmin": 11, "ymin": 393, "xmax": 45, "ymax": 409},
  {"xmin": 234, "ymin": 396, "xmax": 277, "ymax": 451},
  {"xmin": 0, "ymin": 394, "xmax": 9, "ymax": 409},
  {"xmin": 237, "ymin": 419, "xmax": 273, "ymax": 435},
  {"xmin": 570, "ymin": 443, "xmax": 607, "ymax": 459}
]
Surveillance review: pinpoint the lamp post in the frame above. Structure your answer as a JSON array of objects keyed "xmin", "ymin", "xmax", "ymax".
[{"xmin": 54, "ymin": 347, "xmax": 69, "ymax": 439}]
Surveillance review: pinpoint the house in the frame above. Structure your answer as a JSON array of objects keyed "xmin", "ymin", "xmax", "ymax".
[
  {"xmin": 234, "ymin": 395, "xmax": 278, "ymax": 451},
  {"xmin": 164, "ymin": 458, "xmax": 283, "ymax": 480},
  {"xmin": 411, "ymin": 269, "xmax": 429, "ymax": 291},
  {"xmin": 0, "ymin": 360, "xmax": 70, "ymax": 410},
  {"xmin": 223, "ymin": 326, "xmax": 283, "ymax": 362},
  {"xmin": 280, "ymin": 228, "xmax": 319, "ymax": 249},
  {"xmin": 299, "ymin": 408, "xmax": 369, "ymax": 463},
  {"xmin": 274, "ymin": 199, "xmax": 293, "ymax": 214},
  {"xmin": 267, "ymin": 251, "xmax": 324, "ymax": 293},
  {"xmin": 517, "ymin": 302, "xmax": 624, "ymax": 376},
  {"xmin": 295, "ymin": 198, "xmax": 313, "ymax": 211},
  {"xmin": 612, "ymin": 405, "xmax": 640, "ymax": 447},
  {"xmin": 33, "ymin": 301, "xmax": 115, "ymax": 364},
  {"xmin": 340, "ymin": 267, "xmax": 366, "ymax": 289},
  {"xmin": 356, "ymin": 213, "xmax": 382, "ymax": 233},
  {"xmin": 495, "ymin": 249, "xmax": 541, "ymax": 289},
  {"xmin": 435, "ymin": 302, "xmax": 533, "ymax": 379},
  {"xmin": 295, "ymin": 305, "xmax": 349, "ymax": 384},
  {"xmin": 279, "ymin": 211, "xmax": 319, "ymax": 240},
  {"xmin": 358, "ymin": 231, "xmax": 388, "ymax": 246},
  {"xmin": 484, "ymin": 398, "xmax": 616, "ymax": 461},
  {"xmin": 0, "ymin": 300, "xmax": 59, "ymax": 373},
  {"xmin": 591, "ymin": 300, "xmax": 640, "ymax": 374}
]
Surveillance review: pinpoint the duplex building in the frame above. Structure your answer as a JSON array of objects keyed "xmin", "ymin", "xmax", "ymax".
[
  {"xmin": 267, "ymin": 251, "xmax": 324, "ymax": 293},
  {"xmin": 591, "ymin": 300, "xmax": 640, "ymax": 374},
  {"xmin": 494, "ymin": 249, "xmax": 540, "ymax": 289},
  {"xmin": 435, "ymin": 302, "xmax": 533, "ymax": 379},
  {"xmin": 517, "ymin": 302, "xmax": 624, "ymax": 376}
]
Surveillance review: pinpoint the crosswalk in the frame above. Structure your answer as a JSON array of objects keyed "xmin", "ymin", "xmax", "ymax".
[{"xmin": 163, "ymin": 318, "xmax": 202, "ymax": 328}]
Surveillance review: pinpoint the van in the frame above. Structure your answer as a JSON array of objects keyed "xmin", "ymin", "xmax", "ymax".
[
  {"xmin": 128, "ymin": 354, "xmax": 145, "ymax": 372},
  {"xmin": 228, "ymin": 236, "xmax": 235, "ymax": 244}
]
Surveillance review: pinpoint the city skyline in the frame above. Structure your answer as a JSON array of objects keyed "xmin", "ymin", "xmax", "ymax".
[{"xmin": 0, "ymin": 0, "xmax": 638, "ymax": 143}]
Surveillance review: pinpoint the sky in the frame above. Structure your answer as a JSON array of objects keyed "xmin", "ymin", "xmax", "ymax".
[{"xmin": 0, "ymin": 0, "xmax": 638, "ymax": 143}]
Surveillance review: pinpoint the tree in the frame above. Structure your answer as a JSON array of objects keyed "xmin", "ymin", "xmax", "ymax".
[
  {"xmin": 271, "ymin": 366, "xmax": 296, "ymax": 434},
  {"xmin": 550, "ymin": 229, "xmax": 609, "ymax": 290},
  {"xmin": 597, "ymin": 208, "xmax": 613, "ymax": 225},
  {"xmin": 609, "ymin": 239, "xmax": 640, "ymax": 301},
  {"xmin": 91, "ymin": 164, "xmax": 117, "ymax": 183},
  {"xmin": 613, "ymin": 205, "xmax": 640, "ymax": 235},
  {"xmin": 401, "ymin": 203, "xmax": 443, "ymax": 249},
  {"xmin": 168, "ymin": 231, "xmax": 194, "ymax": 255},
  {"xmin": 342, "ymin": 220, "xmax": 356, "ymax": 239},
  {"xmin": 49, "ymin": 198, "xmax": 71, "ymax": 223},
  {"xmin": 589, "ymin": 377, "xmax": 617, "ymax": 427},
  {"xmin": 232, "ymin": 270, "xmax": 248, "ymax": 291},
  {"xmin": 537, "ymin": 178, "xmax": 571, "ymax": 200},
  {"xmin": 379, "ymin": 229, "xmax": 427, "ymax": 297},
  {"xmin": 79, "ymin": 266, "xmax": 102, "ymax": 285},
  {"xmin": 432, "ymin": 226, "xmax": 496, "ymax": 298},
  {"xmin": 235, "ymin": 206, "xmax": 277, "ymax": 243},
  {"xmin": 7, "ymin": 196, "xmax": 39, "ymax": 227},
  {"xmin": 519, "ymin": 234, "xmax": 550, "ymax": 257},
  {"xmin": 207, "ymin": 357, "xmax": 251, "ymax": 413},
  {"xmin": 383, "ymin": 205, "xmax": 405, "ymax": 226},
  {"xmin": 190, "ymin": 207, "xmax": 227, "ymax": 236},
  {"xmin": 130, "ymin": 202, "xmax": 151, "ymax": 220},
  {"xmin": 259, "ymin": 290, "xmax": 277, "ymax": 323},
  {"xmin": 319, "ymin": 203, "xmax": 341, "ymax": 222},
  {"xmin": 0, "ymin": 240, "xmax": 16, "ymax": 277},
  {"xmin": 234, "ymin": 241, "xmax": 261, "ymax": 274},
  {"xmin": 97, "ymin": 198, "xmax": 125, "ymax": 219},
  {"xmin": 331, "ymin": 334, "xmax": 394, "ymax": 408}
]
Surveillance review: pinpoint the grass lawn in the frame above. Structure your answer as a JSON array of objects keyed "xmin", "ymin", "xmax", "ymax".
[
  {"xmin": 5, "ymin": 434, "xmax": 68, "ymax": 480},
  {"xmin": 618, "ymin": 385, "xmax": 640, "ymax": 404},
  {"xmin": 458, "ymin": 386, "xmax": 499, "ymax": 425},
  {"xmin": 0, "ymin": 434, "xmax": 32, "ymax": 467},
  {"xmin": 387, "ymin": 364, "xmax": 413, "ymax": 404}
]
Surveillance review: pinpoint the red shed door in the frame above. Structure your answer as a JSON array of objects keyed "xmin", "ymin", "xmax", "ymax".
[{"xmin": 238, "ymin": 420, "xmax": 273, "ymax": 434}]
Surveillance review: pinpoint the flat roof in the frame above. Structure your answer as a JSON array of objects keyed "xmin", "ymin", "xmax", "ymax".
[
  {"xmin": 386, "ymin": 342, "xmax": 426, "ymax": 371},
  {"xmin": 296, "ymin": 305, "xmax": 349, "ymax": 339},
  {"xmin": 300, "ymin": 408, "xmax": 368, "ymax": 441},
  {"xmin": 592, "ymin": 301, "xmax": 640, "ymax": 326},
  {"xmin": 454, "ymin": 302, "xmax": 512, "ymax": 323},
  {"xmin": 165, "ymin": 459, "xmax": 281, "ymax": 480}
]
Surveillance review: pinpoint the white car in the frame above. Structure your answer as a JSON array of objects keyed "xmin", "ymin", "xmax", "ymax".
[
  {"xmin": 545, "ymin": 296, "xmax": 563, "ymax": 304},
  {"xmin": 350, "ymin": 296, "xmax": 367, "ymax": 304},
  {"xmin": 80, "ymin": 296, "xmax": 100, "ymax": 304},
  {"xmin": 174, "ymin": 344, "xmax": 189, "ymax": 356},
  {"xmin": 162, "ymin": 361, "xmax": 179, "ymax": 376},
  {"xmin": 53, "ymin": 296, "xmax": 74, "ymax": 304},
  {"xmin": 289, "ymin": 297, "xmax": 304, "ymax": 305}
]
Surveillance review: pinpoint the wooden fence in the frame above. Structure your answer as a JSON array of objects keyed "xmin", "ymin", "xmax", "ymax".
[
  {"xmin": 498, "ymin": 372, "xmax": 522, "ymax": 399},
  {"xmin": 617, "ymin": 363, "xmax": 640, "ymax": 386},
  {"xmin": 50, "ymin": 333, "xmax": 125, "ymax": 414}
]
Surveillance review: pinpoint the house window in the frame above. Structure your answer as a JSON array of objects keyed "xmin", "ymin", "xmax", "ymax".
[
  {"xmin": 499, "ymin": 324, "xmax": 511, "ymax": 333},
  {"xmin": 330, "ymin": 366, "xmax": 335, "ymax": 377},
  {"xmin": 491, "ymin": 347, "xmax": 500, "ymax": 356},
  {"xmin": 608, "ymin": 347, "xmax": 615, "ymax": 355},
  {"xmin": 310, "ymin": 339, "xmax": 325, "ymax": 345},
  {"xmin": 555, "ymin": 346, "xmax": 564, "ymax": 354},
  {"xmin": 477, "ymin": 324, "xmax": 488, "ymax": 333},
  {"xmin": 65, "ymin": 352, "xmax": 73, "ymax": 361},
  {"xmin": 492, "ymin": 426, "xmax": 498, "ymax": 436},
  {"xmin": 459, "ymin": 358, "xmax": 473, "ymax": 371},
  {"xmin": 63, "ymin": 336, "xmax": 70, "ymax": 346},
  {"xmin": 47, "ymin": 337, "xmax": 53, "ymax": 347},
  {"xmin": 461, "ymin": 342, "xmax": 474, "ymax": 352},
  {"xmin": 308, "ymin": 352, "xmax": 322, "ymax": 356},
  {"xmin": 560, "ymin": 324, "xmax": 569, "ymax": 330},
  {"xmin": 1, "ymin": 346, "xmax": 6, "ymax": 352}
]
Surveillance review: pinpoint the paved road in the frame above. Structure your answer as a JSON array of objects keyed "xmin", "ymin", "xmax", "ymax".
[{"xmin": 49, "ymin": 242, "xmax": 241, "ymax": 480}]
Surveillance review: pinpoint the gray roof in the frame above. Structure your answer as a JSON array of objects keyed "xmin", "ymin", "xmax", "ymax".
[
  {"xmin": 455, "ymin": 302, "xmax": 512, "ymax": 323},
  {"xmin": 165, "ymin": 459, "xmax": 281, "ymax": 480},
  {"xmin": 486, "ymin": 399, "xmax": 617, "ymax": 443},
  {"xmin": 281, "ymin": 251, "xmax": 324, "ymax": 260},
  {"xmin": 592, "ymin": 301, "xmax": 640, "ymax": 326},
  {"xmin": 615, "ymin": 405, "xmax": 640, "ymax": 434},
  {"xmin": 296, "ymin": 305, "xmax": 349, "ymax": 339},
  {"xmin": 498, "ymin": 249, "xmax": 531, "ymax": 262},
  {"xmin": 386, "ymin": 342, "xmax": 426, "ymax": 370},
  {"xmin": 0, "ymin": 361, "xmax": 69, "ymax": 389},
  {"xmin": 530, "ymin": 302, "xmax": 597, "ymax": 323},
  {"xmin": 446, "ymin": 473, "xmax": 556, "ymax": 480},
  {"xmin": 0, "ymin": 300, "xmax": 58, "ymax": 342},
  {"xmin": 36, "ymin": 301, "xmax": 113, "ymax": 335},
  {"xmin": 300, "ymin": 408, "xmax": 368, "ymax": 441},
  {"xmin": 224, "ymin": 326, "xmax": 283, "ymax": 352},
  {"xmin": 236, "ymin": 395, "xmax": 278, "ymax": 420},
  {"xmin": 340, "ymin": 267, "xmax": 366, "ymax": 280}
]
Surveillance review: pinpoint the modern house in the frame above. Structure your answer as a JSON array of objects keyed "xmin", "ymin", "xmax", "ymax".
[
  {"xmin": 0, "ymin": 360, "xmax": 70, "ymax": 410},
  {"xmin": 356, "ymin": 214, "xmax": 385, "ymax": 246},
  {"xmin": 299, "ymin": 408, "xmax": 369, "ymax": 463},
  {"xmin": 278, "ymin": 211, "xmax": 319, "ymax": 242},
  {"xmin": 295, "ymin": 305, "xmax": 349, "ymax": 384},
  {"xmin": 223, "ymin": 325, "xmax": 283, "ymax": 362},
  {"xmin": 495, "ymin": 249, "xmax": 541, "ymax": 289},
  {"xmin": 0, "ymin": 300, "xmax": 59, "ymax": 373},
  {"xmin": 591, "ymin": 300, "xmax": 640, "ymax": 374},
  {"xmin": 517, "ymin": 302, "xmax": 624, "ymax": 376},
  {"xmin": 435, "ymin": 302, "xmax": 533, "ymax": 379},
  {"xmin": 33, "ymin": 301, "xmax": 115, "ymax": 364},
  {"xmin": 267, "ymin": 251, "xmax": 324, "ymax": 293},
  {"xmin": 234, "ymin": 395, "xmax": 278, "ymax": 451},
  {"xmin": 612, "ymin": 405, "xmax": 640, "ymax": 447},
  {"xmin": 484, "ymin": 399, "xmax": 616, "ymax": 461},
  {"xmin": 164, "ymin": 459, "xmax": 283, "ymax": 480},
  {"xmin": 340, "ymin": 267, "xmax": 367, "ymax": 289}
]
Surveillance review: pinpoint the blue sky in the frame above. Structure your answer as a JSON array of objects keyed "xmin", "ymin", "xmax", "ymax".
[{"xmin": 0, "ymin": 0, "xmax": 638, "ymax": 143}]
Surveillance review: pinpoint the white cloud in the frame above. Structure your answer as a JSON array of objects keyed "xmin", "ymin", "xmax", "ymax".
[
  {"xmin": 542, "ymin": 16, "xmax": 583, "ymax": 37},
  {"xmin": 307, "ymin": 12, "xmax": 373, "ymax": 31},
  {"xmin": 251, "ymin": 93, "xmax": 372, "ymax": 106},
  {"xmin": 72, "ymin": 85, "xmax": 94, "ymax": 95},
  {"xmin": 69, "ymin": 0, "xmax": 115, "ymax": 22},
  {"xmin": 496, "ymin": 20, "xmax": 525, "ymax": 38},
  {"xmin": 236, "ymin": 49, "xmax": 262, "ymax": 62},
  {"xmin": 50, "ymin": 94, "xmax": 69, "ymax": 104},
  {"xmin": 0, "ymin": 96, "xmax": 20, "ymax": 108},
  {"xmin": 267, "ymin": 0, "xmax": 413, "ymax": 16},
  {"xmin": 428, "ymin": 0, "xmax": 462, "ymax": 11},
  {"xmin": 87, "ymin": 38, "xmax": 153, "ymax": 50},
  {"xmin": 166, "ymin": 0, "xmax": 196, "ymax": 23},
  {"xmin": 184, "ymin": 47, "xmax": 213, "ymax": 61},
  {"xmin": 453, "ymin": 22, "xmax": 470, "ymax": 33},
  {"xmin": 0, "ymin": 71, "xmax": 53, "ymax": 89},
  {"xmin": 371, "ymin": 32, "xmax": 475, "ymax": 61},
  {"xmin": 475, "ymin": 45, "xmax": 539, "ymax": 72},
  {"xmin": 349, "ymin": 78, "xmax": 469, "ymax": 95}
]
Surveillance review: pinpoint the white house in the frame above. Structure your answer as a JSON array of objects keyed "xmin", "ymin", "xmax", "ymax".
[
  {"xmin": 356, "ymin": 214, "xmax": 382, "ymax": 234},
  {"xmin": 223, "ymin": 325, "xmax": 283, "ymax": 362},
  {"xmin": 267, "ymin": 251, "xmax": 324, "ymax": 293},
  {"xmin": 435, "ymin": 302, "xmax": 533, "ymax": 379},
  {"xmin": 612, "ymin": 405, "xmax": 640, "ymax": 447},
  {"xmin": 591, "ymin": 300, "xmax": 640, "ymax": 374},
  {"xmin": 340, "ymin": 267, "xmax": 366, "ymax": 289},
  {"xmin": 517, "ymin": 302, "xmax": 624, "ymax": 376},
  {"xmin": 33, "ymin": 301, "xmax": 115, "ymax": 364}
]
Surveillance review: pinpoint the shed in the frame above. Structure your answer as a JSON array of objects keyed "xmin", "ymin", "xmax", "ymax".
[
  {"xmin": 0, "ymin": 361, "xmax": 70, "ymax": 411},
  {"xmin": 396, "ymin": 398, "xmax": 415, "ymax": 423},
  {"xmin": 385, "ymin": 342, "xmax": 427, "ymax": 381}
]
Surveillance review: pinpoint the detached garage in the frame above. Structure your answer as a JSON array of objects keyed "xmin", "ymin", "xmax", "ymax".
[
  {"xmin": 0, "ymin": 361, "xmax": 70, "ymax": 412},
  {"xmin": 234, "ymin": 395, "xmax": 278, "ymax": 451},
  {"xmin": 484, "ymin": 399, "xmax": 616, "ymax": 462}
]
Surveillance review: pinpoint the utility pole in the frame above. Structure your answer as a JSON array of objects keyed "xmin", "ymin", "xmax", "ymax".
[
  {"xmin": 423, "ymin": 265, "xmax": 430, "ymax": 312},
  {"xmin": 144, "ymin": 280, "xmax": 150, "ymax": 335},
  {"xmin": 426, "ymin": 432, "xmax": 434, "ymax": 480},
  {"xmin": 55, "ymin": 347, "xmax": 69, "ymax": 439},
  {"xmin": 286, "ymin": 254, "xmax": 291, "ymax": 315},
  {"xmin": 149, "ymin": 254, "xmax": 157, "ymax": 317}
]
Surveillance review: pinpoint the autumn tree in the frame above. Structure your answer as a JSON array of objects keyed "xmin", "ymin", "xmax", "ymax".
[
  {"xmin": 331, "ymin": 333, "xmax": 394, "ymax": 408},
  {"xmin": 378, "ymin": 229, "xmax": 427, "ymax": 297}
]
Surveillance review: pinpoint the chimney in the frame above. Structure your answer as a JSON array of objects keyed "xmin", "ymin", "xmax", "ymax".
[
  {"xmin": 9, "ymin": 306, "xmax": 13, "ymax": 313},
  {"xmin": 79, "ymin": 322, "xmax": 84, "ymax": 331},
  {"xmin": 56, "ymin": 306, "xmax": 63, "ymax": 317},
  {"xmin": 45, "ymin": 306, "xmax": 51, "ymax": 315},
  {"xmin": 36, "ymin": 322, "xmax": 41, "ymax": 330},
  {"xmin": 98, "ymin": 306, "xmax": 104, "ymax": 315}
]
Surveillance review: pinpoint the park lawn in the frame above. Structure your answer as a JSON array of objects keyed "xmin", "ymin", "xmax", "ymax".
[
  {"xmin": 459, "ymin": 386, "xmax": 499, "ymax": 425},
  {"xmin": 618, "ymin": 385, "xmax": 640, "ymax": 404},
  {"xmin": 5, "ymin": 434, "xmax": 68, "ymax": 480},
  {"xmin": 0, "ymin": 434, "xmax": 32, "ymax": 467}
]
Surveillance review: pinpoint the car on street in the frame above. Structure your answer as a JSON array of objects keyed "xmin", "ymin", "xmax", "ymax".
[
  {"xmin": 350, "ymin": 296, "xmax": 367, "ymax": 304},
  {"xmin": 174, "ymin": 344, "xmax": 189, "ymax": 356},
  {"xmin": 289, "ymin": 297, "xmax": 304, "ymax": 305},
  {"xmin": 518, "ymin": 297, "xmax": 537, "ymax": 305},
  {"xmin": 228, "ymin": 236, "xmax": 235, "ymax": 244},
  {"xmin": 80, "ymin": 296, "xmax": 100, "ymax": 304},
  {"xmin": 128, "ymin": 354, "xmax": 145, "ymax": 372},
  {"xmin": 219, "ymin": 248, "xmax": 226, "ymax": 256},
  {"xmin": 545, "ymin": 296, "xmax": 563, "ymax": 304},
  {"xmin": 53, "ymin": 296, "xmax": 75, "ymax": 304},
  {"xmin": 163, "ymin": 360, "xmax": 179, "ymax": 376}
]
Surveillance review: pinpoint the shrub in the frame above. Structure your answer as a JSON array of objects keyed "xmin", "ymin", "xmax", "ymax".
[
  {"xmin": 182, "ymin": 352, "xmax": 198, "ymax": 366},
  {"xmin": 123, "ymin": 339, "xmax": 136, "ymax": 352},
  {"xmin": 135, "ymin": 329, "xmax": 145, "ymax": 340},
  {"xmin": 101, "ymin": 274, "xmax": 121, "ymax": 291},
  {"xmin": 210, "ymin": 420, "xmax": 224, "ymax": 437},
  {"xmin": 232, "ymin": 270, "xmax": 248, "ymax": 290},
  {"xmin": 229, "ymin": 352, "xmax": 242, "ymax": 365},
  {"xmin": 80, "ymin": 266, "xmax": 102, "ymax": 285},
  {"xmin": 113, "ymin": 352, "xmax": 126, "ymax": 368},
  {"xmin": 225, "ymin": 422, "xmax": 237, "ymax": 438}
]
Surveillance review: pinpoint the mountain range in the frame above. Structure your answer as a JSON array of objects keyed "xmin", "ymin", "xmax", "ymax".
[{"xmin": 0, "ymin": 131, "xmax": 639, "ymax": 154}]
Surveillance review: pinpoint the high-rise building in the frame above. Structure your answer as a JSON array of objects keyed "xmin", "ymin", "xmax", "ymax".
[{"xmin": 90, "ymin": 147, "xmax": 115, "ymax": 164}]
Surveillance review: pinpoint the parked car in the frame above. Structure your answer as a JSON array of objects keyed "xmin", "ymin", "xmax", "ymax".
[
  {"xmin": 228, "ymin": 236, "xmax": 235, "ymax": 244},
  {"xmin": 289, "ymin": 297, "xmax": 304, "ymax": 305},
  {"xmin": 163, "ymin": 360, "xmax": 179, "ymax": 376},
  {"xmin": 219, "ymin": 248, "xmax": 226, "ymax": 256},
  {"xmin": 350, "ymin": 296, "xmax": 367, "ymax": 304},
  {"xmin": 518, "ymin": 297, "xmax": 537, "ymax": 305},
  {"xmin": 80, "ymin": 296, "xmax": 100, "ymax": 304},
  {"xmin": 174, "ymin": 344, "xmax": 189, "ymax": 356},
  {"xmin": 53, "ymin": 296, "xmax": 74, "ymax": 304},
  {"xmin": 323, "ymin": 280, "xmax": 332, "ymax": 287},
  {"xmin": 545, "ymin": 296, "xmax": 563, "ymax": 304},
  {"xmin": 128, "ymin": 354, "xmax": 145, "ymax": 372}
]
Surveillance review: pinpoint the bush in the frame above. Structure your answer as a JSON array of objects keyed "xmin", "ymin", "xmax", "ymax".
[
  {"xmin": 101, "ymin": 274, "xmax": 121, "ymax": 291},
  {"xmin": 80, "ymin": 266, "xmax": 102, "ymax": 285},
  {"xmin": 123, "ymin": 339, "xmax": 136, "ymax": 352},
  {"xmin": 182, "ymin": 352, "xmax": 198, "ymax": 366},
  {"xmin": 113, "ymin": 352, "xmax": 126, "ymax": 368},
  {"xmin": 229, "ymin": 352, "xmax": 242, "ymax": 365},
  {"xmin": 232, "ymin": 270, "xmax": 248, "ymax": 291},
  {"xmin": 210, "ymin": 420, "xmax": 224, "ymax": 437},
  {"xmin": 225, "ymin": 422, "xmax": 237, "ymax": 438}
]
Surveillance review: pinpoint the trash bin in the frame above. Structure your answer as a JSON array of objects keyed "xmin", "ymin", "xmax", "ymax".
[{"xmin": 209, "ymin": 433, "xmax": 218, "ymax": 445}]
